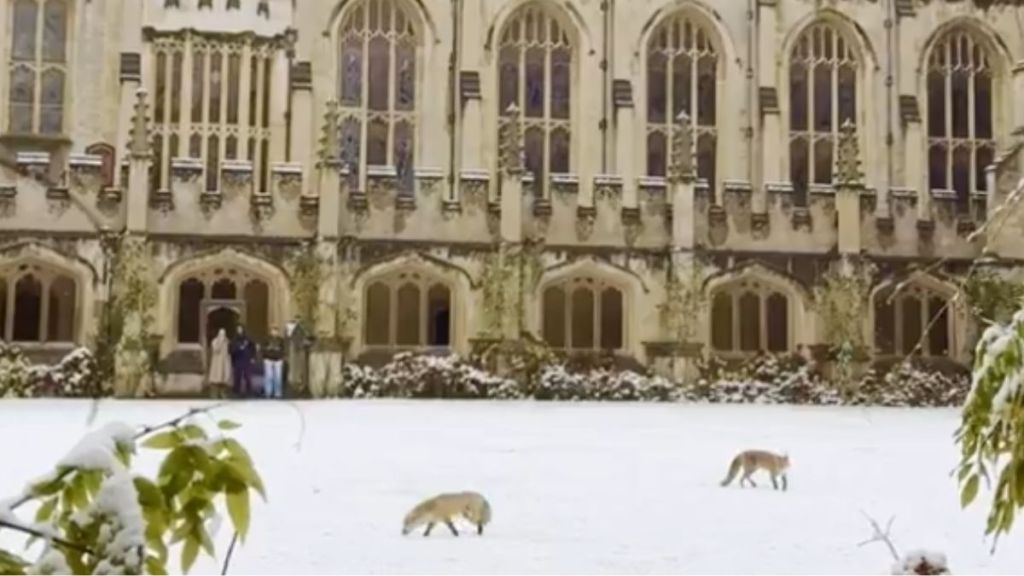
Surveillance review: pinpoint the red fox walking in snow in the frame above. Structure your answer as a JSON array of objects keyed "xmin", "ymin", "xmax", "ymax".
[
  {"xmin": 720, "ymin": 450, "xmax": 790, "ymax": 491},
  {"xmin": 401, "ymin": 491, "xmax": 492, "ymax": 537}
]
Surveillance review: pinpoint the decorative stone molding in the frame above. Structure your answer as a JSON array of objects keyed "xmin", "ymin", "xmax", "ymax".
[
  {"xmin": 271, "ymin": 162, "xmax": 303, "ymax": 199},
  {"xmin": 931, "ymin": 190, "xmax": 958, "ymax": 225},
  {"xmin": 916, "ymin": 219, "xmax": 935, "ymax": 239},
  {"xmin": 367, "ymin": 165, "xmax": 397, "ymax": 209},
  {"xmin": 576, "ymin": 206, "xmax": 596, "ymax": 241},
  {"xmin": 220, "ymin": 159, "xmax": 254, "ymax": 197},
  {"xmin": 486, "ymin": 202, "xmax": 501, "ymax": 238},
  {"xmin": 621, "ymin": 206, "xmax": 642, "ymax": 246},
  {"xmin": 250, "ymin": 192, "xmax": 274, "ymax": 223},
  {"xmin": 791, "ymin": 207, "xmax": 811, "ymax": 231},
  {"xmin": 594, "ymin": 174, "xmax": 622, "ymax": 205},
  {"xmin": 348, "ymin": 190, "xmax": 368, "ymax": 213},
  {"xmin": 460, "ymin": 168, "xmax": 489, "ymax": 213},
  {"xmin": 199, "ymin": 191, "xmax": 221, "ymax": 216},
  {"xmin": 415, "ymin": 167, "xmax": 444, "ymax": 196},
  {"xmin": 894, "ymin": 0, "xmax": 915, "ymax": 18},
  {"xmin": 957, "ymin": 219, "xmax": 977, "ymax": 237},
  {"xmin": 522, "ymin": 172, "xmax": 536, "ymax": 197},
  {"xmin": 317, "ymin": 100, "xmax": 341, "ymax": 168},
  {"xmin": 395, "ymin": 194, "xmax": 416, "ymax": 211},
  {"xmin": 171, "ymin": 157, "xmax": 203, "ymax": 182},
  {"xmin": 751, "ymin": 212, "xmax": 769, "ymax": 239},
  {"xmin": 299, "ymin": 195, "xmax": 319, "ymax": 219},
  {"xmin": 441, "ymin": 199, "xmax": 462, "ymax": 220},
  {"xmin": 98, "ymin": 187, "xmax": 123, "ymax": 210},
  {"xmin": 765, "ymin": 181, "xmax": 795, "ymax": 211},
  {"xmin": 0, "ymin": 186, "xmax": 15, "ymax": 218},
  {"xmin": 639, "ymin": 175, "xmax": 667, "ymax": 194},
  {"xmin": 708, "ymin": 204, "xmax": 727, "ymax": 227},
  {"xmin": 532, "ymin": 197, "xmax": 552, "ymax": 218},
  {"xmin": 875, "ymin": 216, "xmax": 894, "ymax": 235},
  {"xmin": 130, "ymin": 89, "xmax": 151, "ymax": 159},
  {"xmin": 551, "ymin": 173, "xmax": 579, "ymax": 202},
  {"xmin": 68, "ymin": 154, "xmax": 103, "ymax": 189},
  {"xmin": 45, "ymin": 186, "xmax": 70, "ymax": 216},
  {"xmin": 150, "ymin": 189, "xmax": 174, "ymax": 214},
  {"xmin": 668, "ymin": 111, "xmax": 696, "ymax": 184},
  {"xmin": 499, "ymin": 104, "xmax": 524, "ymax": 177},
  {"xmin": 16, "ymin": 151, "xmax": 50, "ymax": 180}
]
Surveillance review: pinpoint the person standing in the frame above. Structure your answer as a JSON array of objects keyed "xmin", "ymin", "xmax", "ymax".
[
  {"xmin": 229, "ymin": 325, "xmax": 255, "ymax": 397},
  {"xmin": 207, "ymin": 328, "xmax": 233, "ymax": 399},
  {"xmin": 262, "ymin": 327, "xmax": 286, "ymax": 399}
]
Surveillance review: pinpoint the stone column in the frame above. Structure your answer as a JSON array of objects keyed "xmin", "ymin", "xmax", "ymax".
[
  {"xmin": 613, "ymin": 79, "xmax": 637, "ymax": 208},
  {"xmin": 269, "ymin": 46, "xmax": 291, "ymax": 164},
  {"xmin": 901, "ymin": 96, "xmax": 928, "ymax": 221},
  {"xmin": 834, "ymin": 119, "xmax": 863, "ymax": 256},
  {"xmin": 669, "ymin": 111, "xmax": 696, "ymax": 250},
  {"xmin": 757, "ymin": 1, "xmax": 781, "ymax": 200},
  {"xmin": 290, "ymin": 61, "xmax": 313, "ymax": 194},
  {"xmin": 498, "ymin": 103, "xmax": 524, "ymax": 245},
  {"xmin": 126, "ymin": 88, "xmax": 152, "ymax": 233},
  {"xmin": 460, "ymin": 72, "xmax": 483, "ymax": 177},
  {"xmin": 317, "ymin": 101, "xmax": 341, "ymax": 241},
  {"xmin": 115, "ymin": 53, "xmax": 142, "ymax": 188}
]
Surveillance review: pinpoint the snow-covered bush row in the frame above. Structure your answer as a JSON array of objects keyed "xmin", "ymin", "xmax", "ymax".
[
  {"xmin": 333, "ymin": 352, "xmax": 968, "ymax": 407},
  {"xmin": 0, "ymin": 344, "xmax": 101, "ymax": 398}
]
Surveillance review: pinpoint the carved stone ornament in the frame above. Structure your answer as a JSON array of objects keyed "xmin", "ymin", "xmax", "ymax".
[
  {"xmin": 751, "ymin": 212, "xmax": 769, "ymax": 240},
  {"xmin": 171, "ymin": 158, "xmax": 203, "ymax": 183},
  {"xmin": 594, "ymin": 175, "xmax": 623, "ymax": 206},
  {"xmin": 498, "ymin": 103, "xmax": 524, "ymax": 176},
  {"xmin": 441, "ymin": 199, "xmax": 462, "ymax": 220},
  {"xmin": 486, "ymin": 203, "xmax": 501, "ymax": 238},
  {"xmin": 318, "ymin": 100, "xmax": 341, "ymax": 168},
  {"xmin": 150, "ymin": 189, "xmax": 174, "ymax": 214},
  {"xmin": 0, "ymin": 186, "xmax": 16, "ymax": 218},
  {"xmin": 835, "ymin": 118, "xmax": 863, "ymax": 188},
  {"xmin": 46, "ymin": 187, "xmax": 71, "ymax": 216},
  {"xmin": 576, "ymin": 206, "xmax": 596, "ymax": 241},
  {"xmin": 299, "ymin": 195, "xmax": 319, "ymax": 219},
  {"xmin": 250, "ymin": 193, "xmax": 274, "ymax": 225},
  {"xmin": 221, "ymin": 161, "xmax": 254, "ymax": 198},
  {"xmin": 68, "ymin": 154, "xmax": 103, "ymax": 190},
  {"xmin": 621, "ymin": 207, "xmax": 641, "ymax": 246},
  {"xmin": 460, "ymin": 171, "xmax": 489, "ymax": 214},
  {"xmin": 272, "ymin": 164, "xmax": 303, "ymax": 199},
  {"xmin": 200, "ymin": 191, "xmax": 222, "ymax": 217},
  {"xmin": 130, "ymin": 89, "xmax": 152, "ymax": 159},
  {"xmin": 667, "ymin": 111, "xmax": 695, "ymax": 184},
  {"xmin": 551, "ymin": 173, "xmax": 579, "ymax": 202}
]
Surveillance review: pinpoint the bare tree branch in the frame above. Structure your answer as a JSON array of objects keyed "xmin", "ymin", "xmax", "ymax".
[
  {"xmin": 857, "ymin": 511, "xmax": 900, "ymax": 562},
  {"xmin": 221, "ymin": 532, "xmax": 239, "ymax": 575}
]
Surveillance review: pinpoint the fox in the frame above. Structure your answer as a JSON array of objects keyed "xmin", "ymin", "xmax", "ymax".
[
  {"xmin": 401, "ymin": 491, "xmax": 492, "ymax": 537},
  {"xmin": 720, "ymin": 450, "xmax": 790, "ymax": 491}
]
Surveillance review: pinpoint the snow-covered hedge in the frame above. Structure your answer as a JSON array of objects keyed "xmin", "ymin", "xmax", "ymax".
[
  {"xmin": 330, "ymin": 352, "xmax": 967, "ymax": 407},
  {"xmin": 0, "ymin": 345, "xmax": 102, "ymax": 398}
]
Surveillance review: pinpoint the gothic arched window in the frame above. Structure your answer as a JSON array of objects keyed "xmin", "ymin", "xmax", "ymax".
[
  {"xmin": 711, "ymin": 280, "xmax": 790, "ymax": 354},
  {"xmin": 8, "ymin": 0, "xmax": 69, "ymax": 134},
  {"xmin": 788, "ymin": 22, "xmax": 858, "ymax": 205},
  {"xmin": 541, "ymin": 277, "xmax": 624, "ymax": 351},
  {"xmin": 874, "ymin": 284, "xmax": 952, "ymax": 357},
  {"xmin": 926, "ymin": 29, "xmax": 995, "ymax": 215},
  {"xmin": 338, "ymin": 0, "xmax": 419, "ymax": 194},
  {"xmin": 646, "ymin": 12, "xmax": 718, "ymax": 193},
  {"xmin": 0, "ymin": 264, "xmax": 77, "ymax": 343},
  {"xmin": 363, "ymin": 270, "xmax": 452, "ymax": 349},
  {"xmin": 498, "ymin": 3, "xmax": 574, "ymax": 197}
]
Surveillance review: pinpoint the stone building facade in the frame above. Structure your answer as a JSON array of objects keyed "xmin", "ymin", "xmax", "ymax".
[{"xmin": 1, "ymin": 0, "xmax": 1023, "ymax": 392}]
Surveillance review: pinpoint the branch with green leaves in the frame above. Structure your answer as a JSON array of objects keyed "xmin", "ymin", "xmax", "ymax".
[{"xmin": 0, "ymin": 405, "xmax": 265, "ymax": 574}]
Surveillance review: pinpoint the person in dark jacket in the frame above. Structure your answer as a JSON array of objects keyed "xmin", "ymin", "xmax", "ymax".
[
  {"xmin": 261, "ymin": 327, "xmax": 286, "ymax": 399},
  {"xmin": 229, "ymin": 325, "xmax": 255, "ymax": 397}
]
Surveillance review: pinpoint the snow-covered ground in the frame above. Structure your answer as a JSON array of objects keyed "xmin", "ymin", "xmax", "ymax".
[{"xmin": 1, "ymin": 400, "xmax": 1021, "ymax": 574}]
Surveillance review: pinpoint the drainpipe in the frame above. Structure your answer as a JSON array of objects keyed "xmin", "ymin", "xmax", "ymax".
[
  {"xmin": 748, "ymin": 0, "xmax": 758, "ymax": 189},
  {"xmin": 885, "ymin": 0, "xmax": 895, "ymax": 198},
  {"xmin": 448, "ymin": 0, "xmax": 461, "ymax": 201},
  {"xmin": 600, "ymin": 0, "xmax": 611, "ymax": 171}
]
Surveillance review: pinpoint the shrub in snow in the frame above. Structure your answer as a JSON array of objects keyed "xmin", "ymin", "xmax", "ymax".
[
  {"xmin": 0, "ymin": 408, "xmax": 265, "ymax": 575},
  {"xmin": 0, "ymin": 344, "xmax": 34, "ymax": 398},
  {"xmin": 851, "ymin": 361, "xmax": 968, "ymax": 408},
  {"xmin": 339, "ymin": 353, "xmax": 517, "ymax": 399},
  {"xmin": 892, "ymin": 550, "xmax": 951, "ymax": 575}
]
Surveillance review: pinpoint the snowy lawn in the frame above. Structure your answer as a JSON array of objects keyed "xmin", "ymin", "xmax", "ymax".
[{"xmin": 1, "ymin": 400, "xmax": 1021, "ymax": 574}]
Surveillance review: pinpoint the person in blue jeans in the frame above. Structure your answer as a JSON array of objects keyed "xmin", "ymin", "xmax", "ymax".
[
  {"xmin": 261, "ymin": 326, "xmax": 286, "ymax": 399},
  {"xmin": 229, "ymin": 325, "xmax": 255, "ymax": 397}
]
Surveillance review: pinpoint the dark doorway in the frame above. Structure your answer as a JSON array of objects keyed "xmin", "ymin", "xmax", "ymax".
[{"xmin": 206, "ymin": 307, "xmax": 240, "ymax": 345}]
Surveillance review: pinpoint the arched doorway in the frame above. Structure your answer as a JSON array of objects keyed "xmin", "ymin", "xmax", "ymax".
[{"xmin": 205, "ymin": 305, "xmax": 241, "ymax": 345}]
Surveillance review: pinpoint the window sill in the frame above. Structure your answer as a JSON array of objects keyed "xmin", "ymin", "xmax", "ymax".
[{"xmin": 0, "ymin": 133, "xmax": 72, "ymax": 149}]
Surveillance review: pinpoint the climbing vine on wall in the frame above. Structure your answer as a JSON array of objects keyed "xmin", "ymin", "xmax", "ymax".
[
  {"xmin": 478, "ymin": 243, "xmax": 543, "ymax": 339},
  {"xmin": 289, "ymin": 244, "xmax": 323, "ymax": 332},
  {"xmin": 102, "ymin": 234, "xmax": 158, "ymax": 397},
  {"xmin": 963, "ymin": 268, "xmax": 1024, "ymax": 326},
  {"xmin": 813, "ymin": 259, "xmax": 874, "ymax": 388},
  {"xmin": 658, "ymin": 258, "xmax": 706, "ymax": 343}
]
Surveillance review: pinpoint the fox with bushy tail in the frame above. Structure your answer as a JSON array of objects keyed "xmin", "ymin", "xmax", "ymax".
[
  {"xmin": 401, "ymin": 491, "xmax": 492, "ymax": 537},
  {"xmin": 720, "ymin": 450, "xmax": 790, "ymax": 491}
]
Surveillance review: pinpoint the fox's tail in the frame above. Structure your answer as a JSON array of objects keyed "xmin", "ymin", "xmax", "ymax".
[{"xmin": 720, "ymin": 456, "xmax": 741, "ymax": 487}]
